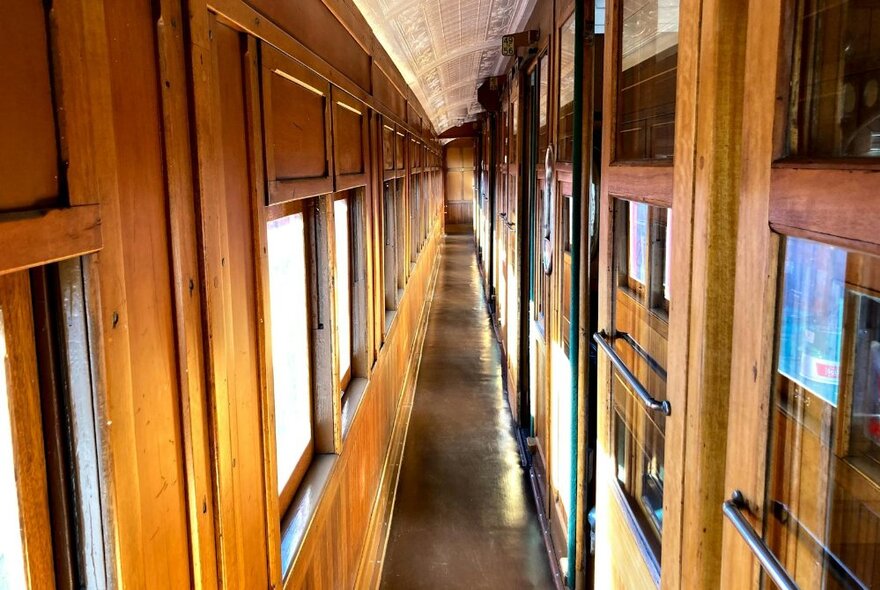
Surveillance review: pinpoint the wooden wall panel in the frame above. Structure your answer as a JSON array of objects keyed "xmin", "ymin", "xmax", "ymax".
[
  {"xmin": 214, "ymin": 19, "xmax": 269, "ymax": 586},
  {"xmin": 0, "ymin": 0, "xmax": 60, "ymax": 212},
  {"xmin": 373, "ymin": 64, "xmax": 407, "ymax": 121},
  {"xmin": 247, "ymin": 0, "xmax": 371, "ymax": 91},
  {"xmin": 332, "ymin": 89, "xmax": 367, "ymax": 178},
  {"xmin": 103, "ymin": 0, "xmax": 192, "ymax": 584},
  {"xmin": 262, "ymin": 44, "xmax": 333, "ymax": 202}
]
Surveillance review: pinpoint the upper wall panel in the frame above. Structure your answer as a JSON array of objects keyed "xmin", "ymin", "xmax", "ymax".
[{"xmin": 248, "ymin": 0, "xmax": 372, "ymax": 92}]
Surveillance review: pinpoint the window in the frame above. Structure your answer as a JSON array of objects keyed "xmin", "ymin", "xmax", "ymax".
[
  {"xmin": 628, "ymin": 201, "xmax": 649, "ymax": 285},
  {"xmin": 611, "ymin": 197, "xmax": 671, "ymax": 563},
  {"xmin": 616, "ymin": 0, "xmax": 680, "ymax": 161},
  {"xmin": 396, "ymin": 179, "xmax": 406, "ymax": 289},
  {"xmin": 539, "ymin": 53, "xmax": 550, "ymax": 156},
  {"xmin": 333, "ymin": 196, "xmax": 351, "ymax": 391},
  {"xmin": 383, "ymin": 180, "xmax": 398, "ymax": 316},
  {"xmin": 559, "ymin": 13, "xmax": 576, "ymax": 162},
  {"xmin": 266, "ymin": 212, "xmax": 313, "ymax": 509},
  {"xmin": 789, "ymin": 0, "xmax": 880, "ymax": 158},
  {"xmin": 410, "ymin": 173, "xmax": 421, "ymax": 260},
  {"xmin": 762, "ymin": 237, "xmax": 880, "ymax": 588}
]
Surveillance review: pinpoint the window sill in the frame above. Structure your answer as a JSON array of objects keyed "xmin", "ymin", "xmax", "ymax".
[
  {"xmin": 341, "ymin": 377, "xmax": 369, "ymax": 439},
  {"xmin": 280, "ymin": 455, "xmax": 336, "ymax": 578},
  {"xmin": 384, "ymin": 308, "xmax": 398, "ymax": 336}
]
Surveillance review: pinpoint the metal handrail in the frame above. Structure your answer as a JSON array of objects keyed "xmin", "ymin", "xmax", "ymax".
[
  {"xmin": 618, "ymin": 331, "xmax": 667, "ymax": 382},
  {"xmin": 593, "ymin": 330, "xmax": 671, "ymax": 415},
  {"xmin": 722, "ymin": 491, "xmax": 799, "ymax": 590}
]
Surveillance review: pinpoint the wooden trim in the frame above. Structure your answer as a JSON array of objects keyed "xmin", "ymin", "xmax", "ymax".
[
  {"xmin": 719, "ymin": 0, "xmax": 786, "ymax": 587},
  {"xmin": 335, "ymin": 174, "xmax": 369, "ymax": 192},
  {"xmin": 769, "ymin": 167, "xmax": 880, "ymax": 250},
  {"xmin": 156, "ymin": 1, "xmax": 220, "ymax": 586},
  {"xmin": 279, "ymin": 441, "xmax": 315, "ymax": 516},
  {"xmin": 605, "ymin": 165, "xmax": 674, "ymax": 207},
  {"xmin": 0, "ymin": 206, "xmax": 102, "ymax": 277},
  {"xmin": 269, "ymin": 178, "xmax": 335, "ymax": 203},
  {"xmin": 244, "ymin": 33, "xmax": 284, "ymax": 588},
  {"xmin": 310, "ymin": 196, "xmax": 343, "ymax": 454}
]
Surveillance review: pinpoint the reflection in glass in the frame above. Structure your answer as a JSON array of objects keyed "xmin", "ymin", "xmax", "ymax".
[
  {"xmin": 267, "ymin": 214, "xmax": 312, "ymax": 491},
  {"xmin": 617, "ymin": 0, "xmax": 679, "ymax": 161},
  {"xmin": 628, "ymin": 201, "xmax": 649, "ymax": 284},
  {"xmin": 792, "ymin": 0, "xmax": 880, "ymax": 157},
  {"xmin": 767, "ymin": 238, "xmax": 880, "ymax": 588},
  {"xmin": 0, "ymin": 312, "xmax": 25, "ymax": 588},
  {"xmin": 559, "ymin": 15, "xmax": 576, "ymax": 162},
  {"xmin": 539, "ymin": 54, "xmax": 550, "ymax": 156},
  {"xmin": 334, "ymin": 198, "xmax": 351, "ymax": 387}
]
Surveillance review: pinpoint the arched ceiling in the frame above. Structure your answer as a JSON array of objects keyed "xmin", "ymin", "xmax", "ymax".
[{"xmin": 353, "ymin": 0, "xmax": 537, "ymax": 132}]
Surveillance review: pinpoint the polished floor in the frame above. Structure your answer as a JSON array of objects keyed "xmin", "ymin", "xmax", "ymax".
[{"xmin": 380, "ymin": 231, "xmax": 554, "ymax": 589}]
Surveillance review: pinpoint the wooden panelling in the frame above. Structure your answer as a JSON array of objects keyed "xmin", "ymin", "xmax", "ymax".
[
  {"xmin": 382, "ymin": 125, "xmax": 395, "ymax": 171},
  {"xmin": 155, "ymin": 0, "xmax": 219, "ymax": 584},
  {"xmin": 262, "ymin": 44, "xmax": 333, "ymax": 203},
  {"xmin": 246, "ymin": 0, "xmax": 371, "ymax": 91},
  {"xmin": 103, "ymin": 0, "xmax": 192, "ymax": 584},
  {"xmin": 212, "ymin": 18, "xmax": 270, "ymax": 586},
  {"xmin": 0, "ymin": 0, "xmax": 60, "ymax": 212},
  {"xmin": 373, "ymin": 64, "xmax": 407, "ymax": 122},
  {"xmin": 332, "ymin": 88, "xmax": 368, "ymax": 187},
  {"xmin": 395, "ymin": 132, "xmax": 406, "ymax": 170}
]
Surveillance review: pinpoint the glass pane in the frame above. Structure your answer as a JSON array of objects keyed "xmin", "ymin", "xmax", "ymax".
[
  {"xmin": 766, "ymin": 237, "xmax": 880, "ymax": 588},
  {"xmin": 539, "ymin": 54, "xmax": 550, "ymax": 156},
  {"xmin": 611, "ymin": 198, "xmax": 670, "ymax": 562},
  {"xmin": 0, "ymin": 311, "xmax": 26, "ymax": 588},
  {"xmin": 559, "ymin": 14, "xmax": 577, "ymax": 162},
  {"xmin": 267, "ymin": 214, "xmax": 312, "ymax": 491},
  {"xmin": 629, "ymin": 201, "xmax": 649, "ymax": 284},
  {"xmin": 664, "ymin": 209, "xmax": 672, "ymax": 301},
  {"xmin": 334, "ymin": 199, "xmax": 351, "ymax": 385},
  {"xmin": 792, "ymin": 0, "xmax": 880, "ymax": 157},
  {"xmin": 617, "ymin": 0, "xmax": 679, "ymax": 161}
]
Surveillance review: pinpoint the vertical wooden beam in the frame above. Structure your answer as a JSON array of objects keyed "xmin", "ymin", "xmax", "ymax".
[
  {"xmin": 720, "ymin": 0, "xmax": 785, "ymax": 587},
  {"xmin": 311, "ymin": 195, "xmax": 343, "ymax": 453},
  {"xmin": 155, "ymin": 1, "xmax": 220, "ymax": 587},
  {"xmin": 676, "ymin": 0, "xmax": 749, "ymax": 587},
  {"xmin": 242, "ymin": 33, "xmax": 284, "ymax": 590}
]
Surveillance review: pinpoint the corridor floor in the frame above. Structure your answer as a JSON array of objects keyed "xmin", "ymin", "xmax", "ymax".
[{"xmin": 380, "ymin": 231, "xmax": 554, "ymax": 589}]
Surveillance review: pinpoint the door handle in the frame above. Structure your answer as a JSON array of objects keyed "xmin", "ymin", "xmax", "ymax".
[
  {"xmin": 593, "ymin": 330, "xmax": 671, "ymax": 415},
  {"xmin": 722, "ymin": 491, "xmax": 799, "ymax": 590}
]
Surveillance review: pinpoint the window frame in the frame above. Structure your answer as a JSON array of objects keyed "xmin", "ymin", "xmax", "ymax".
[
  {"xmin": 264, "ymin": 199, "xmax": 316, "ymax": 516},
  {"xmin": 332, "ymin": 192, "xmax": 353, "ymax": 395}
]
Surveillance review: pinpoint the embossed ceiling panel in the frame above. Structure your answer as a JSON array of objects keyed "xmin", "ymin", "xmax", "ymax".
[{"xmin": 353, "ymin": 0, "xmax": 537, "ymax": 131}]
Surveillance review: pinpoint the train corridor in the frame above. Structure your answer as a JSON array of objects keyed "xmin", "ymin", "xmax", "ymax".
[{"xmin": 380, "ymin": 230, "xmax": 554, "ymax": 589}]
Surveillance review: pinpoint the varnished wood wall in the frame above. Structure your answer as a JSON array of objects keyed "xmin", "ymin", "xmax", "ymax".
[
  {"xmin": 0, "ymin": 0, "xmax": 443, "ymax": 588},
  {"xmin": 444, "ymin": 139, "xmax": 476, "ymax": 225}
]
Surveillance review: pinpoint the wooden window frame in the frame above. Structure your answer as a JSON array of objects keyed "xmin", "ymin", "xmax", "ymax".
[
  {"xmin": 0, "ymin": 271, "xmax": 57, "ymax": 589},
  {"xmin": 333, "ymin": 192, "xmax": 353, "ymax": 395},
  {"xmin": 264, "ymin": 199, "xmax": 317, "ymax": 516}
]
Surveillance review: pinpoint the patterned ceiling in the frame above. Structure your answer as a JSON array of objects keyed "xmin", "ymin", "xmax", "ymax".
[{"xmin": 353, "ymin": 0, "xmax": 537, "ymax": 132}]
